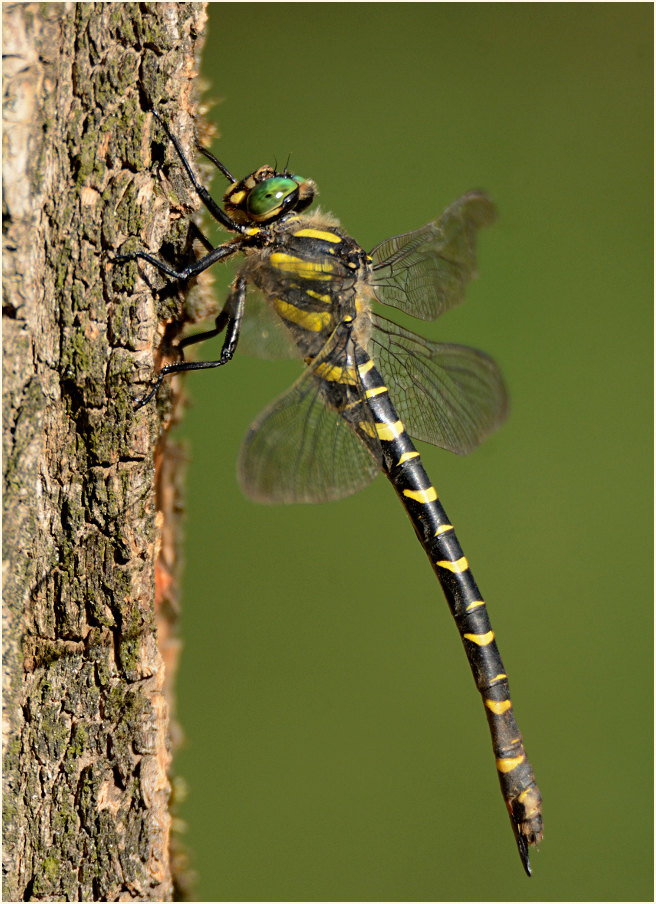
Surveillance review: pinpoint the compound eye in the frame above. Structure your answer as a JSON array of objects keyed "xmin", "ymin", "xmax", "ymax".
[{"xmin": 247, "ymin": 177, "xmax": 298, "ymax": 220}]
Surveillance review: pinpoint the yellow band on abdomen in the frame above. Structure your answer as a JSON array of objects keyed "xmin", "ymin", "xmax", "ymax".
[
  {"xmin": 463, "ymin": 630, "xmax": 495, "ymax": 646},
  {"xmin": 436, "ymin": 556, "xmax": 469, "ymax": 574},
  {"xmin": 403, "ymin": 486, "xmax": 438, "ymax": 504},
  {"xmin": 496, "ymin": 754, "xmax": 525, "ymax": 773},
  {"xmin": 359, "ymin": 419, "xmax": 405, "ymax": 442}
]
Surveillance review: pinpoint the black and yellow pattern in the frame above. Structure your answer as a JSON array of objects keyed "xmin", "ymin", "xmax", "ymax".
[{"xmin": 118, "ymin": 111, "xmax": 543, "ymax": 874}]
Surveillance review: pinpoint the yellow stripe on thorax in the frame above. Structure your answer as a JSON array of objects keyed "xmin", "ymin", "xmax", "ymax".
[
  {"xmin": 269, "ymin": 252, "xmax": 335, "ymax": 281},
  {"xmin": 305, "ymin": 289, "xmax": 332, "ymax": 304},
  {"xmin": 273, "ymin": 298, "xmax": 332, "ymax": 332},
  {"xmin": 292, "ymin": 228, "xmax": 342, "ymax": 243}
]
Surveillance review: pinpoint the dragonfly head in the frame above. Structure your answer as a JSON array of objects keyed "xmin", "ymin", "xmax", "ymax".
[{"xmin": 223, "ymin": 165, "xmax": 316, "ymax": 225}]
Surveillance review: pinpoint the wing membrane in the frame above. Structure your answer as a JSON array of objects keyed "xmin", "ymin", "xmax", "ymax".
[
  {"xmin": 238, "ymin": 286, "xmax": 299, "ymax": 360},
  {"xmin": 238, "ymin": 330, "xmax": 380, "ymax": 504},
  {"xmin": 370, "ymin": 313, "xmax": 508, "ymax": 455},
  {"xmin": 370, "ymin": 191, "xmax": 496, "ymax": 321}
]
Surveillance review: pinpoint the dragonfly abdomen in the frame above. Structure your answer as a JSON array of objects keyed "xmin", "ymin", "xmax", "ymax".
[{"xmin": 351, "ymin": 347, "xmax": 543, "ymax": 872}]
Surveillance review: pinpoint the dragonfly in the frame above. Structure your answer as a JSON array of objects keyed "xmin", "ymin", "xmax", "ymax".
[{"xmin": 117, "ymin": 110, "xmax": 543, "ymax": 874}]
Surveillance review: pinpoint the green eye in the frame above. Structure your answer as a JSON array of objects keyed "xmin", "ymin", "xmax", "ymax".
[{"xmin": 247, "ymin": 177, "xmax": 298, "ymax": 219}]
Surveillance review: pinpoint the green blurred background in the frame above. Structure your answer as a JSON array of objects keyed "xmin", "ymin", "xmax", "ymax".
[{"xmin": 173, "ymin": 4, "xmax": 653, "ymax": 900}]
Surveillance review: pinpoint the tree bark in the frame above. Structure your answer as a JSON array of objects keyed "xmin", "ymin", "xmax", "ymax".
[{"xmin": 3, "ymin": 3, "xmax": 210, "ymax": 899}]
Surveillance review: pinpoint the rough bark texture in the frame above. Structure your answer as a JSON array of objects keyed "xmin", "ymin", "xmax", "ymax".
[{"xmin": 2, "ymin": 3, "xmax": 211, "ymax": 900}]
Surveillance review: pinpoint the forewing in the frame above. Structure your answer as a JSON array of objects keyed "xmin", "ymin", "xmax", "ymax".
[
  {"xmin": 370, "ymin": 314, "xmax": 508, "ymax": 455},
  {"xmin": 370, "ymin": 191, "xmax": 496, "ymax": 321},
  {"xmin": 238, "ymin": 286, "xmax": 299, "ymax": 360},
  {"xmin": 238, "ymin": 332, "xmax": 380, "ymax": 504}
]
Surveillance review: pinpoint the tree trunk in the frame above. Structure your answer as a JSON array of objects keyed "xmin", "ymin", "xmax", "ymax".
[{"xmin": 3, "ymin": 3, "xmax": 211, "ymax": 899}]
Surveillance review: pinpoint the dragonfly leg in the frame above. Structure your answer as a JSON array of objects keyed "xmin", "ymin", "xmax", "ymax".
[
  {"xmin": 187, "ymin": 220, "xmax": 215, "ymax": 253},
  {"xmin": 134, "ymin": 274, "xmax": 247, "ymax": 409},
  {"xmin": 115, "ymin": 239, "xmax": 239, "ymax": 283}
]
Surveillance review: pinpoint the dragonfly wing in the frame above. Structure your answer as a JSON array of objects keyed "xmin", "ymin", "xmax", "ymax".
[
  {"xmin": 370, "ymin": 191, "xmax": 496, "ymax": 321},
  {"xmin": 238, "ymin": 331, "xmax": 380, "ymax": 504},
  {"xmin": 238, "ymin": 285, "xmax": 299, "ymax": 360},
  {"xmin": 370, "ymin": 313, "xmax": 508, "ymax": 455}
]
